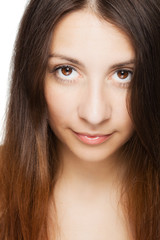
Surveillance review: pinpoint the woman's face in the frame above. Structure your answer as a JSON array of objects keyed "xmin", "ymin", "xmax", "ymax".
[{"xmin": 45, "ymin": 10, "xmax": 135, "ymax": 162}]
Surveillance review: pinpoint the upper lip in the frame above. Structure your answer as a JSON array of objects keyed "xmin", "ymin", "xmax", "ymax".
[{"xmin": 73, "ymin": 131, "xmax": 112, "ymax": 137}]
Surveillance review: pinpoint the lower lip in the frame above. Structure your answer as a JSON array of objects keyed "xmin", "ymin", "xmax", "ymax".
[{"xmin": 73, "ymin": 132, "xmax": 112, "ymax": 145}]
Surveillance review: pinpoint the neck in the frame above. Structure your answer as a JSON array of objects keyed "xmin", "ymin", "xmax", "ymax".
[{"xmin": 54, "ymin": 145, "xmax": 126, "ymax": 204}]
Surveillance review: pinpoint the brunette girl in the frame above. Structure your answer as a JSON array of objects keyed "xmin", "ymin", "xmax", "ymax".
[{"xmin": 0, "ymin": 0, "xmax": 160, "ymax": 239}]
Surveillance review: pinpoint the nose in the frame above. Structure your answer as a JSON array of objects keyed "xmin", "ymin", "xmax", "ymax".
[{"xmin": 78, "ymin": 83, "xmax": 111, "ymax": 126}]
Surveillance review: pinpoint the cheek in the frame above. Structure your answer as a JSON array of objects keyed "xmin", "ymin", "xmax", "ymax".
[
  {"xmin": 45, "ymin": 85, "xmax": 76, "ymax": 127},
  {"xmin": 112, "ymin": 90, "xmax": 133, "ymax": 130}
]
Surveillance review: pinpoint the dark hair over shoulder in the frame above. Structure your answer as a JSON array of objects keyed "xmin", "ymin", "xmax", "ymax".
[{"xmin": 0, "ymin": 0, "xmax": 159, "ymax": 239}]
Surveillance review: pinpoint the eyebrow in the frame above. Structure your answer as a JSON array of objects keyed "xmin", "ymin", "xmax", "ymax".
[
  {"xmin": 48, "ymin": 53, "xmax": 135, "ymax": 69},
  {"xmin": 49, "ymin": 53, "xmax": 85, "ymax": 68}
]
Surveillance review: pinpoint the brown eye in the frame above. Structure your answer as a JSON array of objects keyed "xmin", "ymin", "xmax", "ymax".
[
  {"xmin": 112, "ymin": 69, "xmax": 133, "ymax": 87},
  {"xmin": 117, "ymin": 70, "xmax": 129, "ymax": 79},
  {"xmin": 61, "ymin": 66, "xmax": 73, "ymax": 76},
  {"xmin": 54, "ymin": 65, "xmax": 79, "ymax": 83}
]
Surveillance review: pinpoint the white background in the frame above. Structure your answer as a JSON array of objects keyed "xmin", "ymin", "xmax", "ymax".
[{"xmin": 0, "ymin": 1, "xmax": 28, "ymax": 143}]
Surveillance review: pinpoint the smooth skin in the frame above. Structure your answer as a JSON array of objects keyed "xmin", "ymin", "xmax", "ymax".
[{"xmin": 45, "ymin": 9, "xmax": 135, "ymax": 240}]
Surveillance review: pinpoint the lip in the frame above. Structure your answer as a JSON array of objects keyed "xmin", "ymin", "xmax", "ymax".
[{"xmin": 73, "ymin": 131, "xmax": 113, "ymax": 145}]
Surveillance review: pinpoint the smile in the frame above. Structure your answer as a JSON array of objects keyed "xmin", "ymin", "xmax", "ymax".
[{"xmin": 73, "ymin": 132, "xmax": 113, "ymax": 145}]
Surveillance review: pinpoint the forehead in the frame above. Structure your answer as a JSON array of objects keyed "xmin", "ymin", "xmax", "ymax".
[{"xmin": 50, "ymin": 10, "xmax": 134, "ymax": 68}]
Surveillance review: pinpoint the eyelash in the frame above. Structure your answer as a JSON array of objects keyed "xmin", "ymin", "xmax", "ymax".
[
  {"xmin": 111, "ymin": 69, "xmax": 133, "ymax": 88},
  {"xmin": 51, "ymin": 65, "xmax": 79, "ymax": 84},
  {"xmin": 50, "ymin": 65, "xmax": 133, "ymax": 87}
]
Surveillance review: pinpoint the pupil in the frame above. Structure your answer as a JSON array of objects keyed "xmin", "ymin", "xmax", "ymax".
[
  {"xmin": 118, "ymin": 70, "xmax": 128, "ymax": 79},
  {"xmin": 62, "ymin": 67, "xmax": 72, "ymax": 76}
]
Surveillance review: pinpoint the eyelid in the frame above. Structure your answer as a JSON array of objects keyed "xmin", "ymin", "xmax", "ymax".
[
  {"xmin": 111, "ymin": 67, "xmax": 133, "ymax": 76},
  {"xmin": 49, "ymin": 61, "xmax": 82, "ymax": 73},
  {"xmin": 50, "ymin": 64, "xmax": 81, "ymax": 83},
  {"xmin": 109, "ymin": 68, "xmax": 133, "ymax": 89},
  {"xmin": 50, "ymin": 64, "xmax": 76, "ymax": 72},
  {"xmin": 113, "ymin": 66, "xmax": 134, "ymax": 72},
  {"xmin": 114, "ymin": 70, "xmax": 132, "ymax": 80}
]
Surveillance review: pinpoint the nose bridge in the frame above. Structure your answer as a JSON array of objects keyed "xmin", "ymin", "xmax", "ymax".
[{"xmin": 78, "ymin": 78, "xmax": 111, "ymax": 125}]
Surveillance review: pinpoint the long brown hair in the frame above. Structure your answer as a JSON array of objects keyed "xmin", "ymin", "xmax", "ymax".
[{"xmin": 0, "ymin": 0, "xmax": 160, "ymax": 239}]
